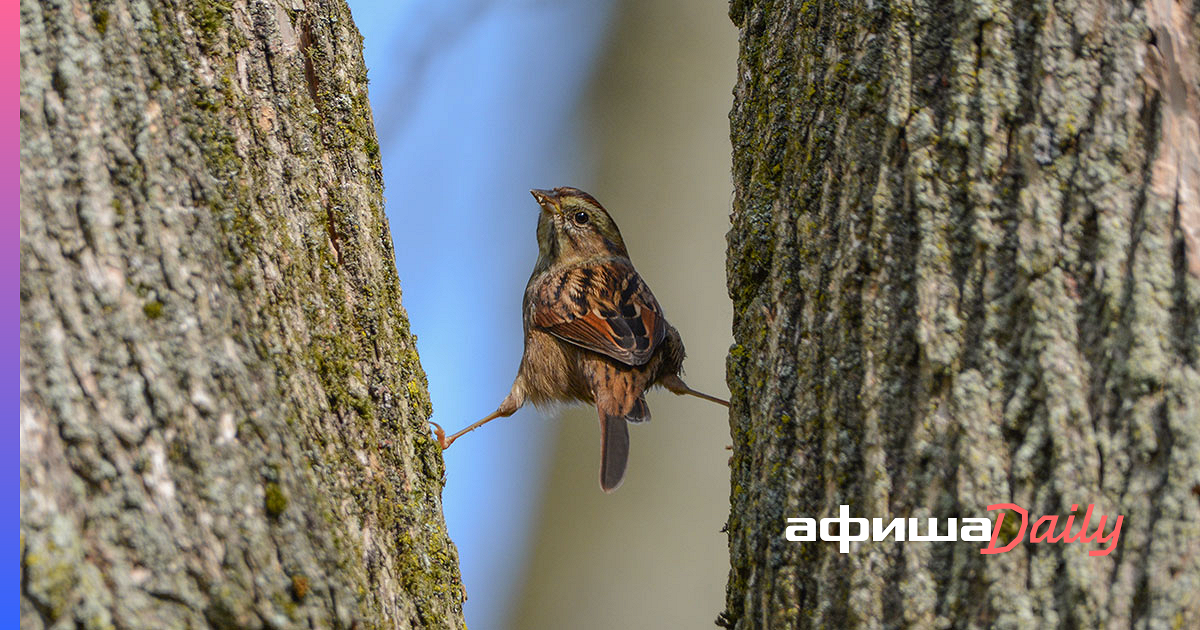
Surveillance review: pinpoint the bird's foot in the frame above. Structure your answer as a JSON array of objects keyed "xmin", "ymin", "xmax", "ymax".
[{"xmin": 428, "ymin": 421, "xmax": 449, "ymax": 450}]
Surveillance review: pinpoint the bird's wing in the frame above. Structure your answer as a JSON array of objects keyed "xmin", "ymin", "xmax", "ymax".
[{"xmin": 529, "ymin": 260, "xmax": 666, "ymax": 366}]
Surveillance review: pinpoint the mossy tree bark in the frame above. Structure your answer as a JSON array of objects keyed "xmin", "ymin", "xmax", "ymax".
[
  {"xmin": 723, "ymin": 0, "xmax": 1199, "ymax": 628},
  {"xmin": 20, "ymin": 1, "xmax": 464, "ymax": 628}
]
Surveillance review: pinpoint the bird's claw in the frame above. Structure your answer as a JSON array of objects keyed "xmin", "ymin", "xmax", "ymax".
[{"xmin": 428, "ymin": 421, "xmax": 449, "ymax": 450}]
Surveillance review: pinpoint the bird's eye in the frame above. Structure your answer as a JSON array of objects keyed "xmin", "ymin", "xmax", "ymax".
[{"xmin": 572, "ymin": 211, "xmax": 589, "ymax": 225}]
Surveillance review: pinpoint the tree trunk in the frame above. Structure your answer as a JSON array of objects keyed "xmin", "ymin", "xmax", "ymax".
[
  {"xmin": 723, "ymin": 0, "xmax": 1199, "ymax": 628},
  {"xmin": 19, "ymin": 1, "xmax": 464, "ymax": 628}
]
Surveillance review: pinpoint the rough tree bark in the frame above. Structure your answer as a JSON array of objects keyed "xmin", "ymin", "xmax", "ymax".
[
  {"xmin": 20, "ymin": 1, "xmax": 465, "ymax": 628},
  {"xmin": 723, "ymin": 0, "xmax": 1199, "ymax": 628}
]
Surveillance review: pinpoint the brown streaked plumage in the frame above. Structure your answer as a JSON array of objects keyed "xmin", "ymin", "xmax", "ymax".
[{"xmin": 431, "ymin": 186, "xmax": 728, "ymax": 492}]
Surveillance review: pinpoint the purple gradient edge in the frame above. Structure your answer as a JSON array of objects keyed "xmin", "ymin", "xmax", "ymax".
[{"xmin": 7, "ymin": 0, "xmax": 21, "ymax": 623}]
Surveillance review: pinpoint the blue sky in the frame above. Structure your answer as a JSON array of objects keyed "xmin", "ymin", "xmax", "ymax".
[{"xmin": 345, "ymin": 2, "xmax": 617, "ymax": 626}]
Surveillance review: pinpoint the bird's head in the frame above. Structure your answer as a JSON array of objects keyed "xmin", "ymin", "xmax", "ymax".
[{"xmin": 530, "ymin": 187, "xmax": 629, "ymax": 265}]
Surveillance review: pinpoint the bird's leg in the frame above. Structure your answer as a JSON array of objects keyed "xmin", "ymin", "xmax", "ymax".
[
  {"xmin": 433, "ymin": 390, "xmax": 524, "ymax": 449},
  {"xmin": 434, "ymin": 410, "xmax": 504, "ymax": 448},
  {"xmin": 660, "ymin": 374, "xmax": 730, "ymax": 407}
]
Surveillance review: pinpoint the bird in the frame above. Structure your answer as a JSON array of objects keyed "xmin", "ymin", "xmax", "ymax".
[{"xmin": 431, "ymin": 187, "xmax": 728, "ymax": 492}]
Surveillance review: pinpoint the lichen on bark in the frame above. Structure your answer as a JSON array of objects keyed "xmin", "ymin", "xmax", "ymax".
[
  {"xmin": 20, "ymin": 1, "xmax": 464, "ymax": 628},
  {"xmin": 723, "ymin": 0, "xmax": 1200, "ymax": 628}
]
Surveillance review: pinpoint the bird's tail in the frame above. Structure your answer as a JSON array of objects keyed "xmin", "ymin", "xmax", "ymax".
[{"xmin": 598, "ymin": 410, "xmax": 630, "ymax": 493}]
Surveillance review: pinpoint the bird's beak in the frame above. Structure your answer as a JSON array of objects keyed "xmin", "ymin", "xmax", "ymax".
[{"xmin": 530, "ymin": 188, "xmax": 562, "ymax": 214}]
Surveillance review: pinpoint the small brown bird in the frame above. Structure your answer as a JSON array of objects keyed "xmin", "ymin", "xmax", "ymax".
[{"xmin": 432, "ymin": 187, "xmax": 728, "ymax": 492}]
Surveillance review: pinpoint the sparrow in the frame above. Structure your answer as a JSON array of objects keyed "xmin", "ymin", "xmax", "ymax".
[{"xmin": 431, "ymin": 187, "xmax": 728, "ymax": 492}]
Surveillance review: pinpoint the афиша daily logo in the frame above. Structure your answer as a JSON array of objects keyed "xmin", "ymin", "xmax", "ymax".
[{"xmin": 784, "ymin": 503, "xmax": 1123, "ymax": 556}]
